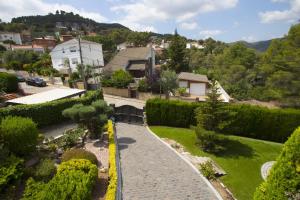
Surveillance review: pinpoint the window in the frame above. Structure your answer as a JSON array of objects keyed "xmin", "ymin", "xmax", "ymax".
[
  {"xmin": 71, "ymin": 58, "xmax": 78, "ymax": 64},
  {"xmin": 69, "ymin": 46, "xmax": 77, "ymax": 52}
]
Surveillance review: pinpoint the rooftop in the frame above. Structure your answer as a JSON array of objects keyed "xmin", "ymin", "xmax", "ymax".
[
  {"xmin": 105, "ymin": 47, "xmax": 152, "ymax": 71},
  {"xmin": 7, "ymin": 88, "xmax": 85, "ymax": 105},
  {"xmin": 178, "ymin": 72, "xmax": 209, "ymax": 83}
]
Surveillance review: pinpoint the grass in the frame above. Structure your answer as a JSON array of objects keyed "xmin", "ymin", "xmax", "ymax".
[{"xmin": 150, "ymin": 126, "xmax": 282, "ymax": 200}]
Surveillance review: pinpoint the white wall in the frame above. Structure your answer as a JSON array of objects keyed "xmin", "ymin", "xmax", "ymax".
[
  {"xmin": 50, "ymin": 39, "xmax": 104, "ymax": 73},
  {"xmin": 0, "ymin": 33, "xmax": 22, "ymax": 44}
]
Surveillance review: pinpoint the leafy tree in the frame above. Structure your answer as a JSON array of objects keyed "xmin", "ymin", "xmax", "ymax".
[
  {"xmin": 160, "ymin": 70, "xmax": 178, "ymax": 99},
  {"xmin": 110, "ymin": 70, "xmax": 134, "ymax": 88},
  {"xmin": 127, "ymin": 31, "xmax": 151, "ymax": 47},
  {"xmin": 167, "ymin": 31, "xmax": 188, "ymax": 73}
]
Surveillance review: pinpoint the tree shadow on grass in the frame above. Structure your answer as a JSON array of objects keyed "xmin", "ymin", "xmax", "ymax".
[
  {"xmin": 214, "ymin": 139, "xmax": 255, "ymax": 158},
  {"xmin": 117, "ymin": 137, "xmax": 136, "ymax": 151}
]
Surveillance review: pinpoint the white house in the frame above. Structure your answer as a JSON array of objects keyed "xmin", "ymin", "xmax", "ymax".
[
  {"xmin": 0, "ymin": 32, "xmax": 22, "ymax": 45},
  {"xmin": 50, "ymin": 38, "xmax": 104, "ymax": 74},
  {"xmin": 178, "ymin": 72, "xmax": 209, "ymax": 96},
  {"xmin": 186, "ymin": 42, "xmax": 204, "ymax": 49}
]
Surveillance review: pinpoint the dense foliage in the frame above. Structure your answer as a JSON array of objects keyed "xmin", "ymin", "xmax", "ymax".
[
  {"xmin": 62, "ymin": 149, "xmax": 98, "ymax": 165},
  {"xmin": 22, "ymin": 159, "xmax": 98, "ymax": 200},
  {"xmin": 160, "ymin": 70, "xmax": 178, "ymax": 99},
  {"xmin": 102, "ymin": 70, "xmax": 134, "ymax": 88},
  {"xmin": 0, "ymin": 116, "xmax": 38, "ymax": 155},
  {"xmin": 0, "ymin": 90, "xmax": 102, "ymax": 127},
  {"xmin": 254, "ymin": 127, "xmax": 300, "ymax": 200},
  {"xmin": 33, "ymin": 159, "xmax": 56, "ymax": 182},
  {"xmin": 146, "ymin": 99, "xmax": 300, "ymax": 142},
  {"xmin": 106, "ymin": 120, "xmax": 117, "ymax": 200},
  {"xmin": 0, "ymin": 155, "xmax": 23, "ymax": 192},
  {"xmin": 63, "ymin": 99, "xmax": 111, "ymax": 138},
  {"xmin": 0, "ymin": 72, "xmax": 18, "ymax": 93}
]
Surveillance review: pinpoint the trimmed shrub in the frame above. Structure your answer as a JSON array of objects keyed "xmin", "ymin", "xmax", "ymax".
[
  {"xmin": 62, "ymin": 149, "xmax": 98, "ymax": 165},
  {"xmin": 0, "ymin": 90, "xmax": 103, "ymax": 127},
  {"xmin": 254, "ymin": 127, "xmax": 300, "ymax": 200},
  {"xmin": 22, "ymin": 159, "xmax": 98, "ymax": 200},
  {"xmin": 195, "ymin": 126, "xmax": 226, "ymax": 153},
  {"xmin": 33, "ymin": 159, "xmax": 56, "ymax": 182},
  {"xmin": 106, "ymin": 120, "xmax": 117, "ymax": 200},
  {"xmin": 0, "ymin": 155, "xmax": 23, "ymax": 192},
  {"xmin": 111, "ymin": 70, "xmax": 133, "ymax": 88},
  {"xmin": 146, "ymin": 98, "xmax": 300, "ymax": 142},
  {"xmin": 0, "ymin": 116, "xmax": 39, "ymax": 155},
  {"xmin": 0, "ymin": 72, "xmax": 18, "ymax": 93}
]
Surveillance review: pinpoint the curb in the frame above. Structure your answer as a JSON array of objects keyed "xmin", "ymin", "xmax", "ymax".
[{"xmin": 146, "ymin": 126, "xmax": 223, "ymax": 200}]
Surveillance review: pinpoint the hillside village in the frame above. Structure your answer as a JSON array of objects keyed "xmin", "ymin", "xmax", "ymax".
[{"xmin": 0, "ymin": 9, "xmax": 299, "ymax": 200}]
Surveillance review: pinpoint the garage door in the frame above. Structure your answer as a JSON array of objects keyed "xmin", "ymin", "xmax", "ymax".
[{"xmin": 190, "ymin": 83, "xmax": 206, "ymax": 96}]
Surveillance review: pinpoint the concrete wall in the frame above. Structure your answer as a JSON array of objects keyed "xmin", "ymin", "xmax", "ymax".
[{"xmin": 102, "ymin": 87, "xmax": 129, "ymax": 98}]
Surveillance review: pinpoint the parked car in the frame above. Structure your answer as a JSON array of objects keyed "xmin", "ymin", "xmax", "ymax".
[
  {"xmin": 17, "ymin": 75, "xmax": 26, "ymax": 82},
  {"xmin": 26, "ymin": 77, "xmax": 47, "ymax": 87}
]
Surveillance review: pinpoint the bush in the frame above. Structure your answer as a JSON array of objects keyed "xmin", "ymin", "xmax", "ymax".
[
  {"xmin": 0, "ymin": 72, "xmax": 18, "ymax": 93},
  {"xmin": 254, "ymin": 127, "xmax": 300, "ymax": 200},
  {"xmin": 106, "ymin": 120, "xmax": 117, "ymax": 200},
  {"xmin": 111, "ymin": 70, "xmax": 133, "ymax": 88},
  {"xmin": 22, "ymin": 159, "xmax": 98, "ymax": 200},
  {"xmin": 0, "ymin": 90, "xmax": 103, "ymax": 127},
  {"xmin": 146, "ymin": 98, "xmax": 300, "ymax": 142},
  {"xmin": 0, "ymin": 116, "xmax": 39, "ymax": 155},
  {"xmin": 195, "ymin": 126, "xmax": 226, "ymax": 153},
  {"xmin": 138, "ymin": 78, "xmax": 148, "ymax": 92},
  {"xmin": 62, "ymin": 149, "xmax": 98, "ymax": 165},
  {"xmin": 0, "ymin": 155, "xmax": 23, "ymax": 192},
  {"xmin": 33, "ymin": 159, "xmax": 56, "ymax": 182},
  {"xmin": 199, "ymin": 161, "xmax": 216, "ymax": 180}
]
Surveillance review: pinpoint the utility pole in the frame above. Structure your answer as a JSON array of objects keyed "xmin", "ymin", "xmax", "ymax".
[{"xmin": 78, "ymin": 36, "xmax": 87, "ymax": 89}]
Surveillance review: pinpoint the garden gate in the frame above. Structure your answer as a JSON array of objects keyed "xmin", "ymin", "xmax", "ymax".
[{"xmin": 114, "ymin": 105, "xmax": 144, "ymax": 124}]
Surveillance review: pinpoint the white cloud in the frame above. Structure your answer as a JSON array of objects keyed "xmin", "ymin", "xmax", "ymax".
[
  {"xmin": 0, "ymin": 0, "xmax": 107, "ymax": 22},
  {"xmin": 242, "ymin": 35, "xmax": 257, "ymax": 42},
  {"xmin": 180, "ymin": 22, "xmax": 198, "ymax": 30},
  {"xmin": 259, "ymin": 0, "xmax": 300, "ymax": 23},
  {"xmin": 199, "ymin": 29, "xmax": 224, "ymax": 38},
  {"xmin": 111, "ymin": 0, "xmax": 238, "ymax": 31}
]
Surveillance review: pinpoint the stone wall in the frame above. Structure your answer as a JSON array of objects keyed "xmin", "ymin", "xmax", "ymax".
[{"xmin": 102, "ymin": 87, "xmax": 130, "ymax": 98}]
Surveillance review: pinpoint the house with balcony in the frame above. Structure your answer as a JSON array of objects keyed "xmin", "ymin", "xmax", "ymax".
[{"xmin": 50, "ymin": 38, "xmax": 104, "ymax": 74}]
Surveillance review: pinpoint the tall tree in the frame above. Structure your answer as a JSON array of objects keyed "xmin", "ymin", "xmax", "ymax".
[
  {"xmin": 160, "ymin": 70, "xmax": 178, "ymax": 99},
  {"xmin": 167, "ymin": 30, "xmax": 188, "ymax": 73}
]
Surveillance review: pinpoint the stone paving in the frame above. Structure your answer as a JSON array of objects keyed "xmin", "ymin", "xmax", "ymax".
[{"xmin": 116, "ymin": 123, "xmax": 220, "ymax": 200}]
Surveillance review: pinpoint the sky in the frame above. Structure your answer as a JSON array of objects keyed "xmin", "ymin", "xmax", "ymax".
[{"xmin": 0, "ymin": 0, "xmax": 299, "ymax": 42}]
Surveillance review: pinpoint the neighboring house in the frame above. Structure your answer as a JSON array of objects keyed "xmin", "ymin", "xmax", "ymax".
[
  {"xmin": 11, "ymin": 45, "xmax": 45, "ymax": 53},
  {"xmin": 186, "ymin": 42, "xmax": 204, "ymax": 49},
  {"xmin": 160, "ymin": 39, "xmax": 170, "ymax": 49},
  {"xmin": 50, "ymin": 38, "xmax": 104, "ymax": 74},
  {"xmin": 178, "ymin": 72, "xmax": 209, "ymax": 96},
  {"xmin": 0, "ymin": 32, "xmax": 22, "ymax": 45},
  {"xmin": 104, "ymin": 47, "xmax": 155, "ymax": 79},
  {"xmin": 32, "ymin": 37, "xmax": 56, "ymax": 50}
]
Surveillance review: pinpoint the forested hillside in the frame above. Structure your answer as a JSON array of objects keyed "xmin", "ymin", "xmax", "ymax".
[{"xmin": 184, "ymin": 24, "xmax": 300, "ymax": 107}]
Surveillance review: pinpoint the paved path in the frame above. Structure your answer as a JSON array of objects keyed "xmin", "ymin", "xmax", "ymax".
[
  {"xmin": 104, "ymin": 94, "xmax": 145, "ymax": 109},
  {"xmin": 116, "ymin": 123, "xmax": 220, "ymax": 200}
]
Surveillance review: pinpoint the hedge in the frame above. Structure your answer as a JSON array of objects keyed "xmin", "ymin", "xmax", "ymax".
[
  {"xmin": 253, "ymin": 127, "xmax": 300, "ymax": 200},
  {"xmin": 62, "ymin": 149, "xmax": 98, "ymax": 166},
  {"xmin": 145, "ymin": 98, "xmax": 300, "ymax": 142},
  {"xmin": 0, "ymin": 72, "xmax": 18, "ymax": 93},
  {"xmin": 106, "ymin": 120, "xmax": 117, "ymax": 200},
  {"xmin": 22, "ymin": 159, "xmax": 98, "ymax": 200},
  {"xmin": 0, "ymin": 90, "xmax": 103, "ymax": 127}
]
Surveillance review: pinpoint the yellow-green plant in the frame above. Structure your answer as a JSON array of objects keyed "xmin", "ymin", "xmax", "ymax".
[{"xmin": 106, "ymin": 120, "xmax": 117, "ymax": 200}]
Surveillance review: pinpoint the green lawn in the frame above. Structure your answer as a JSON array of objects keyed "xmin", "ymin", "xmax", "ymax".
[{"xmin": 150, "ymin": 126, "xmax": 282, "ymax": 200}]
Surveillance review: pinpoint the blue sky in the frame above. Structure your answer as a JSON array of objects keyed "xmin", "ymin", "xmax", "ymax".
[{"xmin": 1, "ymin": 0, "xmax": 299, "ymax": 42}]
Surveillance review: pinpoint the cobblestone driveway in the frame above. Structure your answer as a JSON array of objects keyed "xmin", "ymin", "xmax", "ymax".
[{"xmin": 116, "ymin": 123, "xmax": 221, "ymax": 200}]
